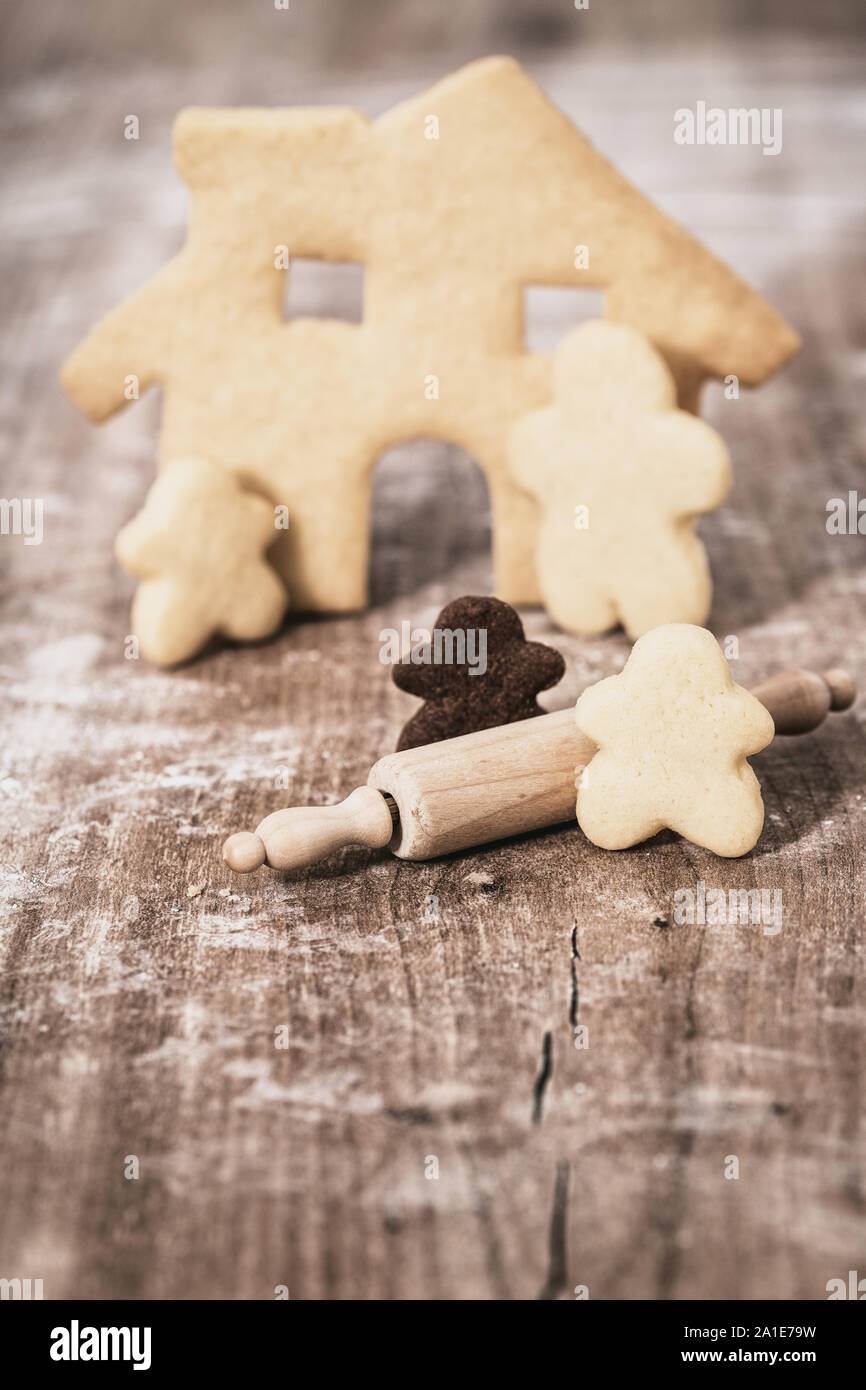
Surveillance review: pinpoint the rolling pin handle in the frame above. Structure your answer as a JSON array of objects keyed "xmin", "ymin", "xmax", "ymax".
[
  {"xmin": 223, "ymin": 831, "xmax": 267, "ymax": 873},
  {"xmin": 823, "ymin": 668, "xmax": 856, "ymax": 713},
  {"xmin": 223, "ymin": 786, "xmax": 397, "ymax": 874},
  {"xmin": 751, "ymin": 667, "xmax": 856, "ymax": 735}
]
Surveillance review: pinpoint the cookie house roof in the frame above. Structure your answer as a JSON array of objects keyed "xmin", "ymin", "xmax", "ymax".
[{"xmin": 171, "ymin": 56, "xmax": 800, "ymax": 387}]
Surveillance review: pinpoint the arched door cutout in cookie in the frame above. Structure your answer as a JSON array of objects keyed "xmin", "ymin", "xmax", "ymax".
[{"xmin": 368, "ymin": 440, "xmax": 492, "ymax": 606}]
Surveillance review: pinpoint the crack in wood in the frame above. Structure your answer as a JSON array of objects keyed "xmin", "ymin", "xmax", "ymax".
[
  {"xmin": 655, "ymin": 930, "xmax": 704, "ymax": 1296},
  {"xmin": 569, "ymin": 923, "xmax": 580, "ymax": 1028},
  {"xmin": 538, "ymin": 1159, "xmax": 570, "ymax": 1300},
  {"xmin": 532, "ymin": 1030, "xmax": 553, "ymax": 1125}
]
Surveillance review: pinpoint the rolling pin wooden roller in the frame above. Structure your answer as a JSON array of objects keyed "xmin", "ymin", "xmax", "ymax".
[{"xmin": 222, "ymin": 667, "xmax": 855, "ymax": 873}]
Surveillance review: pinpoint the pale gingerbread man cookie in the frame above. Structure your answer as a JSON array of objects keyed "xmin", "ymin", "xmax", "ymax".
[
  {"xmin": 116, "ymin": 458, "xmax": 288, "ymax": 666},
  {"xmin": 508, "ymin": 321, "xmax": 731, "ymax": 639},
  {"xmin": 575, "ymin": 624, "xmax": 775, "ymax": 857}
]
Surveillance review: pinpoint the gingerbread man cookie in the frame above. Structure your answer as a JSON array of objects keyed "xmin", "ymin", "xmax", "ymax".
[
  {"xmin": 508, "ymin": 320, "xmax": 731, "ymax": 639},
  {"xmin": 575, "ymin": 624, "xmax": 775, "ymax": 856},
  {"xmin": 116, "ymin": 458, "xmax": 288, "ymax": 666},
  {"xmin": 392, "ymin": 595, "xmax": 565, "ymax": 750}
]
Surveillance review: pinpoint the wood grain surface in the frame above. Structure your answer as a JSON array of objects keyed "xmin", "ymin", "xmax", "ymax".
[{"xmin": 0, "ymin": 1, "xmax": 864, "ymax": 1300}]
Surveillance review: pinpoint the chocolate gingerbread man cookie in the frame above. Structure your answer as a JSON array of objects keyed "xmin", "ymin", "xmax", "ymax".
[{"xmin": 392, "ymin": 596, "xmax": 565, "ymax": 751}]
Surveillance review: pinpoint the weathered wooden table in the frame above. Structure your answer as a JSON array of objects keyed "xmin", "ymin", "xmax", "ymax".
[{"xmin": 1, "ymin": 3, "xmax": 864, "ymax": 1299}]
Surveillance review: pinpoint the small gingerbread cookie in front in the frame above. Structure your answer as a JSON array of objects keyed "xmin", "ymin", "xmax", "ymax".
[
  {"xmin": 574, "ymin": 624, "xmax": 775, "ymax": 857},
  {"xmin": 116, "ymin": 457, "xmax": 288, "ymax": 666},
  {"xmin": 392, "ymin": 595, "xmax": 565, "ymax": 750}
]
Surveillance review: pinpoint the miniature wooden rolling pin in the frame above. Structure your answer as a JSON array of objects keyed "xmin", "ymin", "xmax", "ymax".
[{"xmin": 223, "ymin": 667, "xmax": 854, "ymax": 873}]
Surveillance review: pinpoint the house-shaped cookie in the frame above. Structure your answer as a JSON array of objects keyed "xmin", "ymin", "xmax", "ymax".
[{"xmin": 61, "ymin": 56, "xmax": 799, "ymax": 616}]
